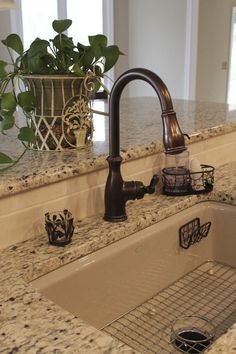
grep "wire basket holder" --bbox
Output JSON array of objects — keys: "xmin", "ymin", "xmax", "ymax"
[
  {"xmin": 179, "ymin": 217, "xmax": 211, "ymax": 249},
  {"xmin": 162, "ymin": 164, "xmax": 215, "ymax": 196}
]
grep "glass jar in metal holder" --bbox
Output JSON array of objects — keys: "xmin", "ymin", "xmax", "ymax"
[{"xmin": 162, "ymin": 164, "xmax": 215, "ymax": 196}]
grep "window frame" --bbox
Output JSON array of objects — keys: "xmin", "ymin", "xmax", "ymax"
[{"xmin": 11, "ymin": 0, "xmax": 114, "ymax": 84}]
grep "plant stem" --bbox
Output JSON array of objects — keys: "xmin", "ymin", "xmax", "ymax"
[
  {"xmin": 0, "ymin": 147, "xmax": 28, "ymax": 173},
  {"xmin": 59, "ymin": 33, "xmax": 66, "ymax": 71},
  {"xmin": 7, "ymin": 47, "xmax": 16, "ymax": 69},
  {"xmin": 0, "ymin": 77, "xmax": 10, "ymax": 95},
  {"xmin": 11, "ymin": 78, "xmax": 17, "ymax": 101}
]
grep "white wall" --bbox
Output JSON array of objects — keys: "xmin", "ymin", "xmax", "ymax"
[
  {"xmin": 114, "ymin": 0, "xmax": 188, "ymax": 99},
  {"xmin": 0, "ymin": 11, "xmax": 12, "ymax": 62},
  {"xmin": 196, "ymin": 0, "xmax": 236, "ymax": 103},
  {"xmin": 113, "ymin": 0, "xmax": 129, "ymax": 79}
]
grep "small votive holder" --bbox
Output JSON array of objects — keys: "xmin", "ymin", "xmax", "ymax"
[{"xmin": 45, "ymin": 209, "xmax": 74, "ymax": 246}]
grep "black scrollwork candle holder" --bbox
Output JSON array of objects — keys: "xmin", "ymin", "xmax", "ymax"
[{"xmin": 45, "ymin": 209, "xmax": 74, "ymax": 246}]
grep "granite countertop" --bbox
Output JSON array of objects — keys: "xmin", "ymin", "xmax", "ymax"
[
  {"xmin": 0, "ymin": 97, "xmax": 236, "ymax": 353},
  {"xmin": 1, "ymin": 98, "xmax": 236, "ymax": 198},
  {"xmin": 0, "ymin": 162, "xmax": 235, "ymax": 353}
]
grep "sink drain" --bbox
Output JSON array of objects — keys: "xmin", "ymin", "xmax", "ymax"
[
  {"xmin": 174, "ymin": 329, "xmax": 211, "ymax": 353},
  {"xmin": 171, "ymin": 316, "xmax": 215, "ymax": 353}
]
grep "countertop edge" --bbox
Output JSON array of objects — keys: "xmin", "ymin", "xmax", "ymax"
[{"xmin": 1, "ymin": 122, "xmax": 236, "ymax": 199}]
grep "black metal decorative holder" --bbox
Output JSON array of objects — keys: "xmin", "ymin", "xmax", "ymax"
[
  {"xmin": 179, "ymin": 217, "xmax": 211, "ymax": 249},
  {"xmin": 162, "ymin": 164, "xmax": 215, "ymax": 196},
  {"xmin": 45, "ymin": 209, "xmax": 74, "ymax": 246}
]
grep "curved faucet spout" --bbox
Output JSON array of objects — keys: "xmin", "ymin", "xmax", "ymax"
[
  {"xmin": 109, "ymin": 68, "xmax": 186, "ymax": 157},
  {"xmin": 104, "ymin": 68, "xmax": 186, "ymax": 222}
]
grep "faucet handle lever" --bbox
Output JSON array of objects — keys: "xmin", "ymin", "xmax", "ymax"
[
  {"xmin": 145, "ymin": 174, "xmax": 159, "ymax": 194},
  {"xmin": 123, "ymin": 174, "xmax": 159, "ymax": 201}
]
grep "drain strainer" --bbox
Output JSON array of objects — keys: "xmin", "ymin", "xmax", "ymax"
[{"xmin": 171, "ymin": 315, "xmax": 215, "ymax": 353}]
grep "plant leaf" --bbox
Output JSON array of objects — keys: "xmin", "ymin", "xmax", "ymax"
[
  {"xmin": 0, "ymin": 115, "xmax": 15, "ymax": 132},
  {"xmin": 94, "ymin": 65, "xmax": 103, "ymax": 76},
  {"xmin": 27, "ymin": 55, "xmax": 44, "ymax": 74},
  {"xmin": 89, "ymin": 35, "xmax": 107, "ymax": 60},
  {"xmin": 102, "ymin": 45, "xmax": 123, "ymax": 73},
  {"xmin": 0, "ymin": 60, "xmax": 8, "ymax": 78},
  {"xmin": 52, "ymin": 34, "xmax": 74, "ymax": 50},
  {"xmin": 80, "ymin": 47, "xmax": 94, "ymax": 68},
  {"xmin": 89, "ymin": 34, "xmax": 107, "ymax": 48},
  {"xmin": 52, "ymin": 19, "xmax": 72, "ymax": 34},
  {"xmin": 2, "ymin": 34, "xmax": 23, "ymax": 55},
  {"xmin": 0, "ymin": 152, "xmax": 14, "ymax": 164},
  {"xmin": 77, "ymin": 42, "xmax": 88, "ymax": 51},
  {"xmin": 19, "ymin": 52, "xmax": 29, "ymax": 72},
  {"xmin": 17, "ymin": 91, "xmax": 36, "ymax": 113},
  {"xmin": 72, "ymin": 63, "xmax": 86, "ymax": 76},
  {"xmin": 28, "ymin": 38, "xmax": 49, "ymax": 57},
  {"xmin": 0, "ymin": 92, "xmax": 16, "ymax": 115},
  {"xmin": 18, "ymin": 127, "xmax": 36, "ymax": 144},
  {"xmin": 26, "ymin": 38, "xmax": 53, "ymax": 74},
  {"xmin": 27, "ymin": 53, "xmax": 54, "ymax": 74}
]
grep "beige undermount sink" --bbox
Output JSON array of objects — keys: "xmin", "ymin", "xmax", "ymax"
[{"xmin": 31, "ymin": 201, "xmax": 236, "ymax": 353}]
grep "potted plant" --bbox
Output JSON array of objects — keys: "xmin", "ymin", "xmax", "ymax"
[{"xmin": 0, "ymin": 19, "xmax": 123, "ymax": 166}]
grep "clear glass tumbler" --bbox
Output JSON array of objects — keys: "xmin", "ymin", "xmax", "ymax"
[{"xmin": 163, "ymin": 150, "xmax": 190, "ymax": 195}]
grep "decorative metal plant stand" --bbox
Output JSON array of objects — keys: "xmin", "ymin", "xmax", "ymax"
[{"xmin": 25, "ymin": 75, "xmax": 99, "ymax": 150}]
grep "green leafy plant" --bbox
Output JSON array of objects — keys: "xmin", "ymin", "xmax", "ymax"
[{"xmin": 0, "ymin": 19, "xmax": 123, "ymax": 167}]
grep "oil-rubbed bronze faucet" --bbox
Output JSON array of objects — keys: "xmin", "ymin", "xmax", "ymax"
[{"xmin": 104, "ymin": 68, "xmax": 186, "ymax": 222}]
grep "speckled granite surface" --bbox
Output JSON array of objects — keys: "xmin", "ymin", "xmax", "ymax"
[
  {"xmin": 0, "ymin": 97, "xmax": 236, "ymax": 353},
  {"xmin": 1, "ymin": 98, "xmax": 236, "ymax": 198},
  {"xmin": 0, "ymin": 161, "xmax": 235, "ymax": 353}
]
